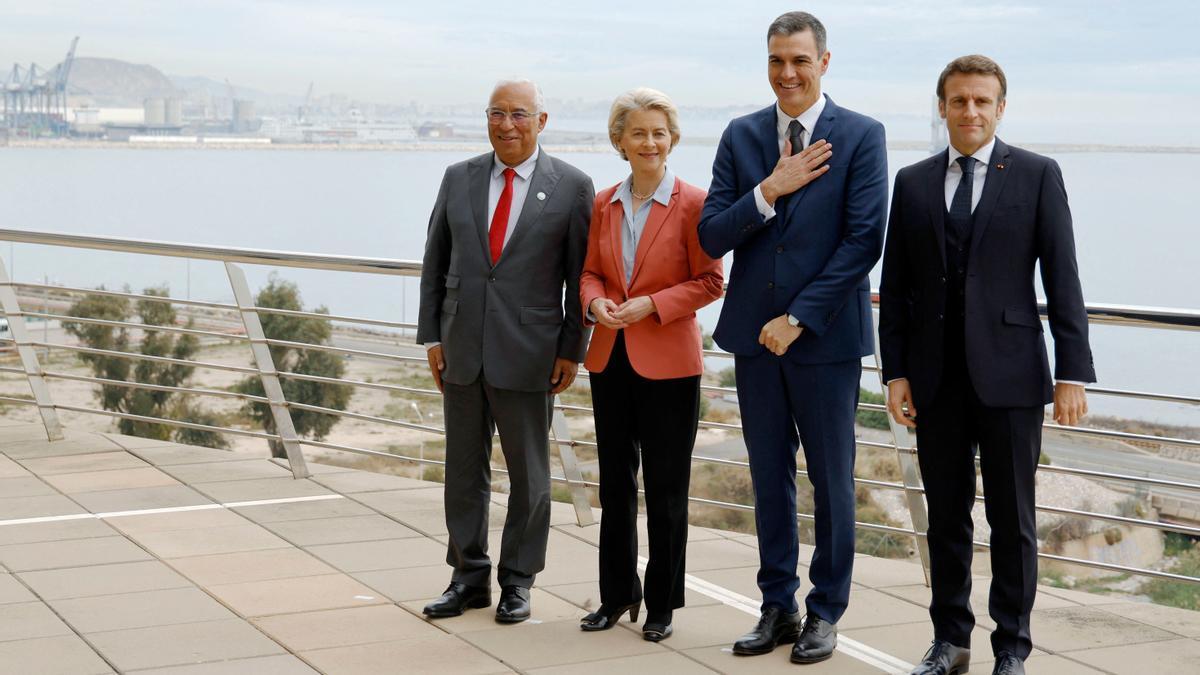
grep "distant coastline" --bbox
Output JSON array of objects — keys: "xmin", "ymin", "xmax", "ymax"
[{"xmin": 6, "ymin": 138, "xmax": 1200, "ymax": 155}]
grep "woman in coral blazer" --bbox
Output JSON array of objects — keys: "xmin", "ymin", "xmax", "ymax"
[{"xmin": 578, "ymin": 88, "xmax": 723, "ymax": 642}]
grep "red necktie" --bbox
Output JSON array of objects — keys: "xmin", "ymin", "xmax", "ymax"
[{"xmin": 489, "ymin": 168, "xmax": 516, "ymax": 264}]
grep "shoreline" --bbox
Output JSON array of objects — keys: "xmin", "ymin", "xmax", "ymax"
[{"xmin": 5, "ymin": 138, "xmax": 1200, "ymax": 154}]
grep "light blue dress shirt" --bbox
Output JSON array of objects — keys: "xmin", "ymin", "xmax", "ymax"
[{"xmin": 610, "ymin": 167, "xmax": 675, "ymax": 285}]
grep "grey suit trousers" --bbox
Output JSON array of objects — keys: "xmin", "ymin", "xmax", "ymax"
[{"xmin": 443, "ymin": 374, "xmax": 554, "ymax": 589}]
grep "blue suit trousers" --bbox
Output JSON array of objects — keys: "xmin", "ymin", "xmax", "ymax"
[{"xmin": 735, "ymin": 354, "xmax": 860, "ymax": 622}]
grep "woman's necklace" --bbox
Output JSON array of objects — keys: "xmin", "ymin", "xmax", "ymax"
[{"xmin": 631, "ymin": 174, "xmax": 664, "ymax": 201}]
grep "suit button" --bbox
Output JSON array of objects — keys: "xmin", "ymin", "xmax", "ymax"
[
  {"xmin": 937, "ymin": 313, "xmax": 944, "ymax": 320},
  {"xmin": 939, "ymin": 276, "xmax": 946, "ymax": 283},
  {"xmin": 776, "ymin": 246, "xmax": 784, "ymax": 253},
  {"xmin": 488, "ymin": 276, "xmax": 496, "ymax": 282},
  {"xmin": 767, "ymin": 282, "xmax": 775, "ymax": 289}
]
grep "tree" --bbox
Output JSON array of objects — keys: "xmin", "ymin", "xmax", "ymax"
[
  {"xmin": 64, "ymin": 286, "xmax": 229, "ymax": 448},
  {"xmin": 233, "ymin": 276, "xmax": 352, "ymax": 458}
]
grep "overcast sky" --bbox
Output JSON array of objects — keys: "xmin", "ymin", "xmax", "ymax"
[{"xmin": 4, "ymin": 0, "xmax": 1198, "ymax": 144}]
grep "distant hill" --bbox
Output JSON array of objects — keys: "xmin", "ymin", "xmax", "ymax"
[{"xmin": 66, "ymin": 57, "xmax": 178, "ymax": 107}]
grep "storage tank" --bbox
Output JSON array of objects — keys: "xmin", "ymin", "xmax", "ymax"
[
  {"xmin": 164, "ymin": 98, "xmax": 182, "ymax": 126},
  {"xmin": 144, "ymin": 98, "xmax": 166, "ymax": 125}
]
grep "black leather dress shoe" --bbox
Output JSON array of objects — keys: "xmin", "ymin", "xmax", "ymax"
[
  {"xmin": 790, "ymin": 614, "xmax": 837, "ymax": 664},
  {"xmin": 732, "ymin": 606, "xmax": 801, "ymax": 655},
  {"xmin": 580, "ymin": 601, "xmax": 640, "ymax": 631},
  {"xmin": 642, "ymin": 611, "xmax": 672, "ymax": 642},
  {"xmin": 495, "ymin": 585, "xmax": 531, "ymax": 623},
  {"xmin": 422, "ymin": 582, "xmax": 491, "ymax": 618},
  {"xmin": 992, "ymin": 652, "xmax": 1024, "ymax": 675},
  {"xmin": 910, "ymin": 640, "xmax": 971, "ymax": 675}
]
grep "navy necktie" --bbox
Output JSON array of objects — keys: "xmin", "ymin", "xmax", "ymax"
[
  {"xmin": 787, "ymin": 119, "xmax": 805, "ymax": 155},
  {"xmin": 949, "ymin": 156, "xmax": 977, "ymax": 227}
]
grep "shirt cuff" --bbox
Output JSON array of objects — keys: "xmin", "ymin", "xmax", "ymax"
[
  {"xmin": 753, "ymin": 184, "xmax": 776, "ymax": 220},
  {"xmin": 424, "ymin": 342, "xmax": 440, "ymax": 350},
  {"xmin": 1056, "ymin": 380, "xmax": 1090, "ymax": 386}
]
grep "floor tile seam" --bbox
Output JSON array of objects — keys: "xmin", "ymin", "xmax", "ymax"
[
  {"xmin": 0, "ymin": 562, "xmax": 124, "ymax": 673},
  {"xmin": 297, "ymin": 622, "xmax": 521, "ymax": 673},
  {"xmin": 31, "ymin": 583, "xmax": 223, "ymax": 608},
  {"xmin": 454, "ymin": 622, "xmax": 613, "ymax": 674},
  {"xmin": 21, "ymin": 464, "xmax": 175, "ymax": 484},
  {"xmin": 335, "ymin": 488, "xmax": 461, "ymax": 543},
  {"xmin": 1082, "ymin": 602, "xmax": 1196, "ymax": 640}
]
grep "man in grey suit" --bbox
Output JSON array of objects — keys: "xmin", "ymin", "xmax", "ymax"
[{"xmin": 417, "ymin": 79, "xmax": 594, "ymax": 623}]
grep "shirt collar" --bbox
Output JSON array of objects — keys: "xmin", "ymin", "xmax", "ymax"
[
  {"xmin": 775, "ymin": 93, "xmax": 826, "ymax": 140},
  {"xmin": 948, "ymin": 137, "xmax": 996, "ymax": 169},
  {"xmin": 611, "ymin": 166, "xmax": 675, "ymax": 206},
  {"xmin": 492, "ymin": 145, "xmax": 539, "ymax": 180}
]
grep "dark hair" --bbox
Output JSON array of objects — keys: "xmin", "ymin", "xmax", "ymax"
[
  {"xmin": 767, "ymin": 11, "xmax": 827, "ymax": 55},
  {"xmin": 937, "ymin": 54, "xmax": 1007, "ymax": 102}
]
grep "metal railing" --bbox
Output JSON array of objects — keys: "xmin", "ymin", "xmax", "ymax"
[{"xmin": 1, "ymin": 227, "xmax": 1198, "ymax": 588}]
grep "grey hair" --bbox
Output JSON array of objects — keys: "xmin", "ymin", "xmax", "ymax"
[
  {"xmin": 490, "ymin": 78, "xmax": 546, "ymax": 113},
  {"xmin": 767, "ymin": 11, "xmax": 827, "ymax": 55},
  {"xmin": 607, "ymin": 87, "xmax": 681, "ymax": 160}
]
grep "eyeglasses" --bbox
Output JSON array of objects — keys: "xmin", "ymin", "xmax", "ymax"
[{"xmin": 485, "ymin": 108, "xmax": 537, "ymax": 127}]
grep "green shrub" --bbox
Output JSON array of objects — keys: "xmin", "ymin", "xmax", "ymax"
[{"xmin": 856, "ymin": 388, "xmax": 890, "ymax": 430}]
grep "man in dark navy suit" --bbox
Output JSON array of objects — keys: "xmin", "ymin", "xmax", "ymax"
[
  {"xmin": 698, "ymin": 11, "xmax": 887, "ymax": 665},
  {"xmin": 879, "ymin": 55, "xmax": 1094, "ymax": 675}
]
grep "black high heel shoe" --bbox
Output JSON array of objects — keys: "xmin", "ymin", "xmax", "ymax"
[
  {"xmin": 580, "ymin": 601, "xmax": 641, "ymax": 631},
  {"xmin": 642, "ymin": 611, "xmax": 673, "ymax": 642}
]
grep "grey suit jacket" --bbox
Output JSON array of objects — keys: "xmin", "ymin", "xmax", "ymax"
[{"xmin": 417, "ymin": 149, "xmax": 595, "ymax": 392}]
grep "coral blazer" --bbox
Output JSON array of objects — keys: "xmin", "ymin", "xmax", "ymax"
[{"xmin": 581, "ymin": 177, "xmax": 724, "ymax": 379}]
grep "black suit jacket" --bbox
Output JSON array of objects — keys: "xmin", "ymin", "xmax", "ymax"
[{"xmin": 878, "ymin": 138, "xmax": 1095, "ymax": 409}]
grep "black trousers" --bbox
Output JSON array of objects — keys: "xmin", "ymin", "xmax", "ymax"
[
  {"xmin": 915, "ymin": 356, "xmax": 1043, "ymax": 659},
  {"xmin": 590, "ymin": 332, "xmax": 700, "ymax": 615}
]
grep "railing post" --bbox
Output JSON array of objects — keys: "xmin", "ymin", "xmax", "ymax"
[
  {"xmin": 225, "ymin": 262, "xmax": 310, "ymax": 479},
  {"xmin": 872, "ymin": 310, "xmax": 932, "ymax": 586},
  {"xmin": 0, "ymin": 258, "xmax": 63, "ymax": 441},
  {"xmin": 550, "ymin": 396, "xmax": 595, "ymax": 526}
]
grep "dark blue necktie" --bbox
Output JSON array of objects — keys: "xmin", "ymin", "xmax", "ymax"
[
  {"xmin": 787, "ymin": 119, "xmax": 805, "ymax": 155},
  {"xmin": 949, "ymin": 155, "xmax": 977, "ymax": 228}
]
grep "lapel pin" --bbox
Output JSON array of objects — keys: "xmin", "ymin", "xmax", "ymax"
[
  {"xmin": 536, "ymin": 191, "xmax": 546, "ymax": 201},
  {"xmin": 996, "ymin": 163, "xmax": 1005, "ymax": 170}
]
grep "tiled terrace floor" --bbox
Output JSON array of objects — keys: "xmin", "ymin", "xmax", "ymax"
[{"xmin": 1, "ymin": 419, "xmax": 1198, "ymax": 674}]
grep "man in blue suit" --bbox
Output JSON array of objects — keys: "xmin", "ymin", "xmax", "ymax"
[{"xmin": 698, "ymin": 11, "xmax": 887, "ymax": 665}]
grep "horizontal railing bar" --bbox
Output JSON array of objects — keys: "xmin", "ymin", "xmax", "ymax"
[
  {"xmin": 284, "ymin": 401, "xmax": 445, "ymax": 434},
  {"xmin": 869, "ymin": 292, "xmax": 1199, "ymax": 331},
  {"xmin": 262, "ymin": 338, "xmax": 422, "ymax": 363},
  {"xmin": 52, "ymin": 403, "xmax": 277, "ymax": 440},
  {"xmin": 274, "ymin": 370, "xmax": 441, "ymax": 397},
  {"xmin": 1035, "ymin": 552, "xmax": 1199, "ymax": 584},
  {"xmin": 14, "ymin": 311, "xmax": 248, "ymax": 341},
  {"xmin": 1031, "ymin": 503, "xmax": 1200, "ymax": 537},
  {"xmin": 299, "ymin": 439, "xmax": 448, "ymax": 467},
  {"xmin": 1085, "ymin": 385, "xmax": 1200, "ymax": 406},
  {"xmin": 29, "ymin": 342, "xmax": 260, "ymax": 375},
  {"xmin": 0, "ymin": 395, "xmax": 36, "ymax": 406},
  {"xmin": 40, "ymin": 371, "xmax": 270, "ymax": 404},
  {"xmin": 9, "ymin": 282, "xmax": 239, "ymax": 310},
  {"xmin": 2, "ymin": 229, "xmax": 1192, "ymax": 327},
  {"xmin": 0, "ymin": 228, "xmax": 424, "ymax": 276},
  {"xmin": 251, "ymin": 305, "xmax": 418, "ymax": 330},
  {"xmin": 1034, "ymin": 462, "xmax": 1200, "ymax": 492},
  {"xmin": 1047, "ymin": 423, "xmax": 1200, "ymax": 449}
]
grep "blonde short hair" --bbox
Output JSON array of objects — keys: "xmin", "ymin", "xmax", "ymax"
[{"xmin": 607, "ymin": 87, "xmax": 681, "ymax": 160}]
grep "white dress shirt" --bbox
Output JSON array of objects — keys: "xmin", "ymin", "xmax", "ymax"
[
  {"xmin": 945, "ymin": 138, "xmax": 993, "ymax": 212},
  {"xmin": 488, "ymin": 146, "xmax": 539, "ymax": 249},
  {"xmin": 752, "ymin": 94, "xmax": 827, "ymax": 220}
]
